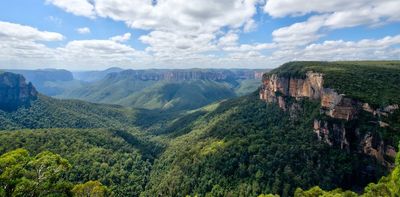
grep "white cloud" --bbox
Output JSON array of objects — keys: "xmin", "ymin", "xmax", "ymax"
[
  {"xmin": 94, "ymin": 0, "xmax": 258, "ymax": 32},
  {"xmin": 110, "ymin": 33, "xmax": 131, "ymax": 42},
  {"xmin": 139, "ymin": 30, "xmax": 217, "ymax": 59},
  {"xmin": 218, "ymin": 33, "xmax": 239, "ymax": 47},
  {"xmin": 243, "ymin": 19, "xmax": 257, "ymax": 33},
  {"xmin": 264, "ymin": 0, "xmax": 361, "ymax": 18},
  {"xmin": 76, "ymin": 27, "xmax": 91, "ymax": 34},
  {"xmin": 272, "ymin": 15, "xmax": 326, "ymax": 47},
  {"xmin": 46, "ymin": 0, "xmax": 95, "ymax": 18},
  {"xmin": 46, "ymin": 0, "xmax": 261, "ymax": 62},
  {"xmin": 0, "ymin": 21, "xmax": 64, "ymax": 41},
  {"xmin": 265, "ymin": 0, "xmax": 400, "ymax": 47},
  {"xmin": 265, "ymin": 35, "xmax": 400, "ymax": 65},
  {"xmin": 301, "ymin": 35, "xmax": 400, "ymax": 60},
  {"xmin": 222, "ymin": 43, "xmax": 275, "ymax": 52}
]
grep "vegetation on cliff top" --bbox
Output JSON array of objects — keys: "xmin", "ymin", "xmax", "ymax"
[{"xmin": 267, "ymin": 61, "xmax": 400, "ymax": 107}]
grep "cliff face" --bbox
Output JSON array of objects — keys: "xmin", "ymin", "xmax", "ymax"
[
  {"xmin": 260, "ymin": 72, "xmax": 358, "ymax": 120},
  {"xmin": 107, "ymin": 69, "xmax": 264, "ymax": 82},
  {"xmin": 0, "ymin": 72, "xmax": 38, "ymax": 112},
  {"xmin": 260, "ymin": 72, "xmax": 399, "ymax": 167}
]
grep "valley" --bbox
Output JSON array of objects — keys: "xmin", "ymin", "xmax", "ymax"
[{"xmin": 0, "ymin": 61, "xmax": 399, "ymax": 196}]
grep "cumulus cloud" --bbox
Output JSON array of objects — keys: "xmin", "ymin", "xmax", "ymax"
[
  {"xmin": 46, "ymin": 0, "xmax": 261, "ymax": 61},
  {"xmin": 0, "ymin": 21, "xmax": 64, "ymax": 41},
  {"xmin": 272, "ymin": 15, "xmax": 326, "ymax": 47},
  {"xmin": 93, "ymin": 0, "xmax": 258, "ymax": 32},
  {"xmin": 110, "ymin": 33, "xmax": 131, "ymax": 42},
  {"xmin": 46, "ymin": 0, "xmax": 95, "ymax": 18},
  {"xmin": 76, "ymin": 27, "xmax": 91, "ymax": 34},
  {"xmin": 0, "ymin": 21, "xmax": 148, "ymax": 70},
  {"xmin": 2, "ymin": 1, "xmax": 400, "ymax": 69},
  {"xmin": 265, "ymin": 0, "xmax": 400, "ymax": 47}
]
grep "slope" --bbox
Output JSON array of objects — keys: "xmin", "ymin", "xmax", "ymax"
[
  {"xmin": 143, "ymin": 61, "xmax": 400, "ymax": 196},
  {"xmin": 59, "ymin": 69, "xmax": 264, "ymax": 111},
  {"xmin": 0, "ymin": 95, "xmax": 136, "ymax": 130},
  {"xmin": 0, "ymin": 128, "xmax": 159, "ymax": 196}
]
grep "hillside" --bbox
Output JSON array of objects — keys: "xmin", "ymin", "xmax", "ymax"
[
  {"xmin": 142, "ymin": 61, "xmax": 400, "ymax": 196},
  {"xmin": 0, "ymin": 95, "xmax": 138, "ymax": 130},
  {"xmin": 59, "ymin": 69, "xmax": 265, "ymax": 111},
  {"xmin": 0, "ymin": 128, "xmax": 158, "ymax": 196},
  {"xmin": 143, "ymin": 93, "xmax": 390, "ymax": 196},
  {"xmin": 0, "ymin": 61, "xmax": 399, "ymax": 196}
]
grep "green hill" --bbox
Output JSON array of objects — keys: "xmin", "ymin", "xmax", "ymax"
[
  {"xmin": 0, "ymin": 128, "xmax": 157, "ymax": 196},
  {"xmin": 0, "ymin": 95, "xmax": 136, "ymax": 130},
  {"xmin": 58, "ymin": 69, "xmax": 263, "ymax": 111},
  {"xmin": 143, "ymin": 93, "xmax": 390, "ymax": 196},
  {"xmin": 0, "ymin": 61, "xmax": 399, "ymax": 196},
  {"xmin": 118, "ymin": 80, "xmax": 236, "ymax": 111}
]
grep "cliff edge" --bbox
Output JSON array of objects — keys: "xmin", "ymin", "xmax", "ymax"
[
  {"xmin": 0, "ymin": 72, "xmax": 38, "ymax": 112},
  {"xmin": 259, "ymin": 61, "xmax": 400, "ymax": 167}
]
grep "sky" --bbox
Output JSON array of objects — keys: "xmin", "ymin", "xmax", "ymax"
[{"xmin": 0, "ymin": 0, "xmax": 399, "ymax": 70}]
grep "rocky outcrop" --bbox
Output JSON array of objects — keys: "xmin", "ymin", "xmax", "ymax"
[
  {"xmin": 0, "ymin": 72, "xmax": 38, "ymax": 112},
  {"xmin": 260, "ymin": 72, "xmax": 358, "ymax": 120},
  {"xmin": 260, "ymin": 71, "xmax": 399, "ymax": 167}
]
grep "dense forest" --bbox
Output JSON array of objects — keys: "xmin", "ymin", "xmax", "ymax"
[{"xmin": 0, "ymin": 61, "xmax": 399, "ymax": 196}]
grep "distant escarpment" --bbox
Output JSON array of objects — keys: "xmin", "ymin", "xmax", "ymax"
[
  {"xmin": 260, "ymin": 61, "xmax": 400, "ymax": 167},
  {"xmin": 106, "ymin": 69, "xmax": 265, "ymax": 82},
  {"xmin": 0, "ymin": 72, "xmax": 38, "ymax": 112}
]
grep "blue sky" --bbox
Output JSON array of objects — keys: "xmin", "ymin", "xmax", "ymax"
[{"xmin": 0, "ymin": 0, "xmax": 399, "ymax": 70}]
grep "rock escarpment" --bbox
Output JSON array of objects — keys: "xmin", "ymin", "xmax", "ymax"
[
  {"xmin": 260, "ymin": 71, "xmax": 399, "ymax": 166},
  {"xmin": 260, "ymin": 71, "xmax": 358, "ymax": 120},
  {"xmin": 107, "ymin": 69, "xmax": 265, "ymax": 82},
  {"xmin": 0, "ymin": 72, "xmax": 38, "ymax": 112}
]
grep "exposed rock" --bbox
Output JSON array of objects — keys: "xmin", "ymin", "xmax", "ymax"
[
  {"xmin": 362, "ymin": 134, "xmax": 386, "ymax": 166},
  {"xmin": 260, "ymin": 70, "xmax": 398, "ymax": 167},
  {"xmin": 0, "ymin": 72, "xmax": 38, "ymax": 112},
  {"xmin": 379, "ymin": 121, "xmax": 390, "ymax": 128},
  {"xmin": 278, "ymin": 96, "xmax": 286, "ymax": 111},
  {"xmin": 260, "ymin": 71, "xmax": 357, "ymax": 120},
  {"xmin": 313, "ymin": 119, "xmax": 333, "ymax": 146},
  {"xmin": 362, "ymin": 103, "xmax": 375, "ymax": 114}
]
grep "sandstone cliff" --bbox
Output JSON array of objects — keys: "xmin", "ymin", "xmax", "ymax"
[
  {"xmin": 260, "ymin": 71, "xmax": 399, "ymax": 167},
  {"xmin": 106, "ymin": 69, "xmax": 264, "ymax": 82},
  {"xmin": 0, "ymin": 72, "xmax": 38, "ymax": 112}
]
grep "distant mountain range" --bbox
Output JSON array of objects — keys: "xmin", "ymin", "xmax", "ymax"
[
  {"xmin": 0, "ymin": 61, "xmax": 399, "ymax": 196},
  {"xmin": 4, "ymin": 68, "xmax": 267, "ymax": 111}
]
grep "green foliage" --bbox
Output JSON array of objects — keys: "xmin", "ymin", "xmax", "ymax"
[
  {"xmin": 0, "ymin": 128, "xmax": 155, "ymax": 196},
  {"xmin": 0, "ymin": 95, "xmax": 136, "ymax": 130},
  {"xmin": 143, "ymin": 93, "xmax": 383, "ymax": 196},
  {"xmin": 118, "ymin": 80, "xmax": 237, "ymax": 111},
  {"xmin": 296, "ymin": 144, "xmax": 400, "ymax": 197},
  {"xmin": 72, "ymin": 181, "xmax": 109, "ymax": 197},
  {"xmin": 268, "ymin": 61, "xmax": 400, "ymax": 107},
  {"xmin": 60, "ymin": 71, "xmax": 261, "ymax": 112},
  {"xmin": 0, "ymin": 149, "xmax": 73, "ymax": 196}
]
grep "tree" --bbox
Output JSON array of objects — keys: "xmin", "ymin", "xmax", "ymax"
[
  {"xmin": 72, "ymin": 180, "xmax": 109, "ymax": 197},
  {"xmin": 295, "ymin": 145, "xmax": 400, "ymax": 197},
  {"xmin": 0, "ymin": 149, "xmax": 30, "ymax": 196},
  {"xmin": 0, "ymin": 149, "xmax": 73, "ymax": 196}
]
